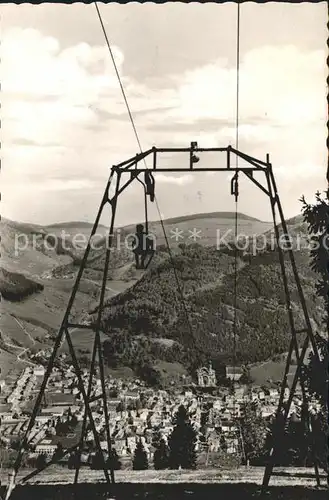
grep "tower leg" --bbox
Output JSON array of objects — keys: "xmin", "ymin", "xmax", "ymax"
[
  {"xmin": 73, "ymin": 333, "xmax": 99, "ymax": 487},
  {"xmin": 73, "ymin": 172, "xmax": 121, "ymax": 493},
  {"xmin": 4, "ymin": 173, "xmax": 116, "ymax": 499},
  {"xmin": 65, "ymin": 330, "xmax": 113, "ymax": 491},
  {"xmin": 261, "ymin": 164, "xmax": 322, "ymax": 492}
]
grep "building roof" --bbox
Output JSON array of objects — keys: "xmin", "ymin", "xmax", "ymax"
[
  {"xmin": 41, "ymin": 405, "xmax": 69, "ymax": 414},
  {"xmin": 226, "ymin": 366, "xmax": 243, "ymax": 374},
  {"xmin": 0, "ymin": 404, "xmax": 11, "ymax": 413},
  {"xmin": 46, "ymin": 393, "xmax": 77, "ymax": 405}
]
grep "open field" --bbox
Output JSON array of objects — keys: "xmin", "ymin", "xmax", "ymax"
[
  {"xmin": 126, "ymin": 214, "xmax": 274, "ymax": 247},
  {"xmin": 0, "ymin": 468, "xmax": 327, "ymax": 500},
  {"xmin": 0, "ymin": 349, "xmax": 26, "ymax": 379},
  {"xmin": 0, "ymin": 275, "xmax": 136, "ymax": 357},
  {"xmin": 250, "ymin": 359, "xmax": 297, "ymax": 387},
  {"xmin": 1, "ymin": 466, "xmax": 326, "ymax": 486}
]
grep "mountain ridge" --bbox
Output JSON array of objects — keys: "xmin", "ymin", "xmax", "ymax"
[{"xmin": 2, "ymin": 211, "xmax": 269, "ymax": 230}]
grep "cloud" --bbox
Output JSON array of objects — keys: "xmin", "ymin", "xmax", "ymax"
[
  {"xmin": 145, "ymin": 117, "xmax": 235, "ymax": 133},
  {"xmin": 220, "ymin": 124, "xmax": 278, "ymax": 143},
  {"xmin": 1, "ymin": 27, "xmax": 128, "ymax": 152},
  {"xmin": 274, "ymin": 164, "xmax": 324, "ymax": 181},
  {"xmin": 156, "ymin": 174, "xmax": 194, "ymax": 186},
  {"xmin": 1, "ymin": 25, "xmax": 326, "ymax": 226},
  {"xmin": 9, "ymin": 138, "xmax": 63, "ymax": 148},
  {"xmin": 2, "ymin": 28, "xmax": 124, "ymax": 99},
  {"xmin": 40, "ymin": 180, "xmax": 97, "ymax": 192},
  {"xmin": 166, "ymin": 45, "xmax": 326, "ymax": 126}
]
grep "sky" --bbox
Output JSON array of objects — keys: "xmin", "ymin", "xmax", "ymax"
[{"xmin": 1, "ymin": 2, "xmax": 327, "ymax": 227}]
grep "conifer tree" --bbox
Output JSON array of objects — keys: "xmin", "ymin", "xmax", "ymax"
[
  {"xmin": 152, "ymin": 430, "xmax": 162, "ymax": 448},
  {"xmin": 240, "ymin": 365, "xmax": 253, "ymax": 385},
  {"xmin": 67, "ymin": 451, "xmax": 78, "ymax": 470},
  {"xmin": 91, "ymin": 450, "xmax": 104, "ymax": 470},
  {"xmin": 52, "ymin": 443, "xmax": 63, "ymax": 463},
  {"xmin": 153, "ymin": 438, "xmax": 169, "ymax": 470},
  {"xmin": 35, "ymin": 453, "xmax": 47, "ymax": 470},
  {"xmin": 240, "ymin": 401, "xmax": 268, "ymax": 464},
  {"xmin": 283, "ymin": 410, "xmax": 312, "ymax": 467},
  {"xmin": 107, "ymin": 448, "xmax": 122, "ymax": 470},
  {"xmin": 300, "ymin": 193, "xmax": 329, "ymax": 475},
  {"xmin": 220, "ymin": 433, "xmax": 227, "ymax": 454},
  {"xmin": 132, "ymin": 439, "xmax": 148, "ymax": 470},
  {"xmin": 168, "ymin": 405, "xmax": 197, "ymax": 469}
]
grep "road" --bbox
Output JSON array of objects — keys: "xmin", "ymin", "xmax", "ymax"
[
  {"xmin": 0, "ymin": 319, "xmax": 35, "ymax": 367},
  {"xmin": 11, "ymin": 315, "xmax": 36, "ymax": 346},
  {"xmin": 83, "ymin": 277, "xmax": 120, "ymax": 295},
  {"xmin": 9, "ymin": 315, "xmax": 36, "ymax": 363},
  {"xmin": 1, "ymin": 338, "xmax": 34, "ymax": 366}
]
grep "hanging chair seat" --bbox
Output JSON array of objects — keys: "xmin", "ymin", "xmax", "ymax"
[{"xmin": 132, "ymin": 226, "xmax": 155, "ymax": 270}]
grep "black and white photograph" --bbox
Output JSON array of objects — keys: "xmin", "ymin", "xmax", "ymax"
[{"xmin": 0, "ymin": 2, "xmax": 328, "ymax": 500}]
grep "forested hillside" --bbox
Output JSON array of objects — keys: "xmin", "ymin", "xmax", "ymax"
[
  {"xmin": 100, "ymin": 241, "xmax": 322, "ymax": 371},
  {"xmin": 0, "ymin": 268, "xmax": 44, "ymax": 302}
]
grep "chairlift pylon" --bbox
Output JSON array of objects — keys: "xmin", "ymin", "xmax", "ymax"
[{"xmin": 4, "ymin": 144, "xmax": 324, "ymax": 499}]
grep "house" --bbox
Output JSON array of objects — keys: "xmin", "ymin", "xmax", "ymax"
[
  {"xmin": 206, "ymin": 430, "xmax": 221, "ymax": 452},
  {"xmin": 0, "ymin": 403, "xmax": 11, "ymax": 415},
  {"xmin": 149, "ymin": 414, "xmax": 162, "ymax": 426},
  {"xmin": 114, "ymin": 439, "xmax": 127, "ymax": 456},
  {"xmin": 35, "ymin": 439, "xmax": 57, "ymax": 456},
  {"xmin": 268, "ymin": 388, "xmax": 278, "ymax": 399},
  {"xmin": 138, "ymin": 409, "xmax": 149, "ymax": 422},
  {"xmin": 107, "ymin": 398, "xmax": 121, "ymax": 407},
  {"xmin": 0, "ymin": 412, "xmax": 13, "ymax": 422},
  {"xmin": 124, "ymin": 391, "xmax": 140, "ymax": 401},
  {"xmin": 213, "ymin": 400, "xmax": 221, "ymax": 410},
  {"xmin": 261, "ymin": 405, "xmax": 277, "ymax": 418},
  {"xmin": 225, "ymin": 366, "xmax": 243, "ymax": 381},
  {"xmin": 46, "ymin": 393, "xmax": 77, "ymax": 406},
  {"xmin": 34, "ymin": 366, "xmax": 45, "ymax": 377},
  {"xmin": 145, "ymin": 444, "xmax": 156, "ymax": 460},
  {"xmin": 234, "ymin": 387, "xmax": 245, "ymax": 398},
  {"xmin": 41, "ymin": 406, "xmax": 68, "ymax": 417},
  {"xmin": 226, "ymin": 437, "xmax": 239, "ymax": 454},
  {"xmin": 126, "ymin": 436, "xmax": 137, "ymax": 452},
  {"xmin": 35, "ymin": 415, "xmax": 51, "ymax": 426},
  {"xmin": 7, "ymin": 393, "xmax": 17, "ymax": 404}
]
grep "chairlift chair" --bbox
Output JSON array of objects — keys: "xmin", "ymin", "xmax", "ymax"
[{"xmin": 134, "ymin": 173, "xmax": 156, "ymax": 270}]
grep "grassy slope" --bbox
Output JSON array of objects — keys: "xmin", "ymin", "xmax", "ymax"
[
  {"xmin": 0, "ymin": 219, "xmax": 107, "ymax": 360},
  {"xmin": 121, "ymin": 212, "xmax": 273, "ymax": 249},
  {"xmin": 0, "ymin": 348, "xmax": 26, "ymax": 379},
  {"xmin": 45, "ymin": 221, "xmax": 109, "ymax": 247},
  {"xmin": 0, "ymin": 467, "xmax": 327, "ymax": 491}
]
